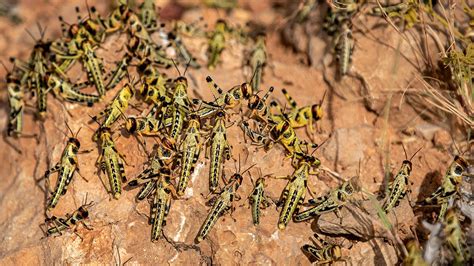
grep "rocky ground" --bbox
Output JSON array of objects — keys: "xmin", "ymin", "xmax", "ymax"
[{"xmin": 0, "ymin": 0, "xmax": 470, "ymax": 265}]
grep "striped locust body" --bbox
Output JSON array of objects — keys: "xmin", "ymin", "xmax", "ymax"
[
  {"xmin": 419, "ymin": 156, "xmax": 468, "ymax": 221},
  {"xmin": 96, "ymin": 127, "xmax": 127, "ymax": 199},
  {"xmin": 209, "ymin": 111, "xmax": 231, "ymax": 193},
  {"xmin": 44, "ymin": 136, "xmax": 81, "ymax": 210},
  {"xmin": 294, "ymin": 179, "xmax": 356, "ymax": 222},
  {"xmin": 248, "ymin": 177, "xmax": 270, "ymax": 225},
  {"xmin": 177, "ymin": 115, "xmax": 203, "ymax": 196},
  {"xmin": 277, "ymin": 155, "xmax": 319, "ymax": 229},
  {"xmin": 195, "ymin": 164, "xmax": 251, "ymax": 242}
]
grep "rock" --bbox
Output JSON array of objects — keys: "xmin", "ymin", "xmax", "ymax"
[
  {"xmin": 318, "ymin": 198, "xmax": 415, "ymax": 241},
  {"xmin": 348, "ymin": 238, "xmax": 399, "ymax": 266},
  {"xmin": 322, "ymin": 127, "xmax": 372, "ymax": 170},
  {"xmin": 414, "ymin": 123, "xmax": 442, "ymax": 141},
  {"xmin": 432, "ymin": 129, "xmax": 451, "ymax": 148}
]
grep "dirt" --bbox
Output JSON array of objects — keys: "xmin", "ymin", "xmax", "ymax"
[{"xmin": 0, "ymin": 0, "xmax": 470, "ymax": 265}]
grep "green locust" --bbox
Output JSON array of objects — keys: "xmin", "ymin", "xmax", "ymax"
[
  {"xmin": 4, "ymin": 63, "xmax": 25, "ymax": 137},
  {"xmin": 208, "ymin": 110, "xmax": 231, "ymax": 193},
  {"xmin": 81, "ymin": 41, "xmax": 106, "ymax": 97},
  {"xmin": 443, "ymin": 208, "xmax": 470, "ymax": 264},
  {"xmin": 150, "ymin": 175, "xmax": 177, "ymax": 242},
  {"xmin": 403, "ymin": 240, "xmax": 428, "ymax": 266},
  {"xmin": 249, "ymin": 33, "xmax": 267, "ymax": 93},
  {"xmin": 127, "ymin": 137, "xmax": 175, "ymax": 201},
  {"xmin": 46, "ymin": 72, "xmax": 100, "ymax": 106},
  {"xmin": 43, "ymin": 125, "xmax": 82, "ymax": 210},
  {"xmin": 92, "ymin": 83, "xmax": 134, "ymax": 132},
  {"xmin": 207, "ymin": 20, "xmax": 227, "ymax": 69},
  {"xmin": 335, "ymin": 21, "xmax": 354, "ymax": 77},
  {"xmin": 95, "ymin": 127, "xmax": 127, "ymax": 199},
  {"xmin": 382, "ymin": 147, "xmax": 422, "ymax": 213},
  {"xmin": 276, "ymin": 153, "xmax": 320, "ymax": 229},
  {"xmin": 42, "ymin": 198, "xmax": 93, "ymax": 237},
  {"xmin": 139, "ymin": 0, "xmax": 159, "ymax": 31},
  {"xmin": 294, "ymin": 178, "xmax": 357, "ymax": 222},
  {"xmin": 419, "ymin": 156, "xmax": 468, "ymax": 221},
  {"xmin": 195, "ymin": 162, "xmax": 254, "ymax": 243},
  {"xmin": 105, "ymin": 54, "xmax": 131, "ymax": 90},
  {"xmin": 248, "ymin": 173, "xmax": 271, "ymax": 225},
  {"xmin": 177, "ymin": 114, "xmax": 203, "ymax": 196},
  {"xmin": 169, "ymin": 76, "xmax": 191, "ymax": 141}
]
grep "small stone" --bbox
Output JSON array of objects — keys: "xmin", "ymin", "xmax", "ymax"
[{"xmin": 432, "ymin": 130, "xmax": 451, "ymax": 148}]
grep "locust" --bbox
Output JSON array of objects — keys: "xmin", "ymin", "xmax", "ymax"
[
  {"xmin": 21, "ymin": 25, "xmax": 51, "ymax": 118},
  {"xmin": 207, "ymin": 19, "xmax": 227, "ymax": 69},
  {"xmin": 62, "ymin": 5, "xmax": 106, "ymax": 44},
  {"xmin": 103, "ymin": 0, "xmax": 130, "ymax": 34},
  {"xmin": 403, "ymin": 240, "xmax": 428, "ymax": 266},
  {"xmin": 270, "ymin": 88, "xmax": 325, "ymax": 137},
  {"xmin": 126, "ymin": 34, "xmax": 173, "ymax": 67},
  {"xmin": 302, "ymin": 234, "xmax": 344, "ymax": 264},
  {"xmin": 92, "ymin": 82, "xmax": 134, "ymax": 133},
  {"xmin": 249, "ymin": 33, "xmax": 267, "ymax": 93},
  {"xmin": 192, "ymin": 76, "xmax": 253, "ymax": 119},
  {"xmin": 238, "ymin": 119, "xmax": 272, "ymax": 150},
  {"xmin": 105, "ymin": 54, "xmax": 131, "ymax": 90},
  {"xmin": 247, "ymin": 86, "xmax": 274, "ymax": 123},
  {"xmin": 443, "ymin": 208, "xmax": 470, "ymax": 264},
  {"xmin": 276, "ymin": 153, "xmax": 320, "ymax": 229},
  {"xmin": 53, "ymin": 39, "xmax": 106, "ymax": 97},
  {"xmin": 177, "ymin": 114, "xmax": 203, "ymax": 196},
  {"xmin": 42, "ymin": 124, "xmax": 83, "ymax": 210},
  {"xmin": 418, "ymin": 156, "xmax": 468, "ymax": 221},
  {"xmin": 136, "ymin": 59, "xmax": 170, "ymax": 105},
  {"xmin": 168, "ymin": 30, "xmax": 200, "ymax": 69},
  {"xmin": 294, "ymin": 178, "xmax": 357, "ymax": 222},
  {"xmin": 335, "ymin": 21, "xmax": 354, "ymax": 77},
  {"xmin": 195, "ymin": 161, "xmax": 254, "ymax": 243},
  {"xmin": 127, "ymin": 137, "xmax": 176, "ymax": 201},
  {"xmin": 169, "ymin": 76, "xmax": 191, "ymax": 141},
  {"xmin": 42, "ymin": 197, "xmax": 93, "ymax": 238},
  {"xmin": 81, "ymin": 41, "xmax": 106, "ymax": 97},
  {"xmin": 126, "ymin": 12, "xmax": 173, "ymax": 67},
  {"xmin": 139, "ymin": 0, "xmax": 159, "ymax": 32},
  {"xmin": 208, "ymin": 110, "xmax": 232, "ymax": 193},
  {"xmin": 248, "ymin": 172, "xmax": 271, "ymax": 225},
  {"xmin": 125, "ymin": 115, "xmax": 162, "ymax": 137},
  {"xmin": 124, "ymin": 104, "xmax": 164, "ymax": 137},
  {"xmin": 150, "ymin": 175, "xmax": 178, "ymax": 242},
  {"xmin": 46, "ymin": 72, "xmax": 100, "ymax": 106},
  {"xmin": 382, "ymin": 146, "xmax": 422, "ymax": 213},
  {"xmin": 269, "ymin": 118, "xmax": 318, "ymax": 159},
  {"xmin": 95, "ymin": 126, "xmax": 127, "ymax": 199},
  {"xmin": 4, "ymin": 63, "xmax": 25, "ymax": 137}
]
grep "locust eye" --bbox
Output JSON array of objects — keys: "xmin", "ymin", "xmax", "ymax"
[
  {"xmin": 345, "ymin": 184, "xmax": 353, "ymax": 194},
  {"xmin": 454, "ymin": 166, "xmax": 463, "ymax": 175}
]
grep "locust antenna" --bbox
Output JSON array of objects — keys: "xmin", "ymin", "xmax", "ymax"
[
  {"xmin": 171, "ymin": 59, "xmax": 181, "ymax": 76},
  {"xmin": 183, "ymin": 58, "xmax": 191, "ymax": 76},
  {"xmin": 410, "ymin": 146, "xmax": 423, "ymax": 161}
]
